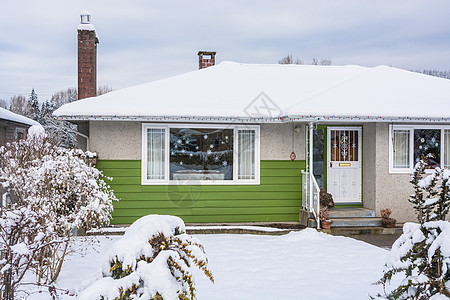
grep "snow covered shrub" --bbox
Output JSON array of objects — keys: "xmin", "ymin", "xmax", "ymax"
[
  {"xmin": 0, "ymin": 205, "xmax": 61, "ymax": 300},
  {"xmin": 0, "ymin": 125, "xmax": 117, "ymax": 284},
  {"xmin": 79, "ymin": 215, "xmax": 214, "ymax": 300},
  {"xmin": 376, "ymin": 158, "xmax": 450, "ymax": 299}
]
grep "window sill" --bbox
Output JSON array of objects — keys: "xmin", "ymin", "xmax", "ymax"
[
  {"xmin": 389, "ymin": 168, "xmax": 437, "ymax": 175},
  {"xmin": 141, "ymin": 179, "xmax": 260, "ymax": 186}
]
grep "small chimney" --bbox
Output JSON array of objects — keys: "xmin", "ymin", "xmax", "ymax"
[
  {"xmin": 198, "ymin": 51, "xmax": 216, "ymax": 69},
  {"xmin": 78, "ymin": 11, "xmax": 98, "ymax": 100}
]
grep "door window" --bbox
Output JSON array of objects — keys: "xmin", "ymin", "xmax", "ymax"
[{"xmin": 330, "ymin": 130, "xmax": 359, "ymax": 162}]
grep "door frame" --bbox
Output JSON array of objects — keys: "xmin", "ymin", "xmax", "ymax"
[{"xmin": 325, "ymin": 126, "xmax": 363, "ymax": 204}]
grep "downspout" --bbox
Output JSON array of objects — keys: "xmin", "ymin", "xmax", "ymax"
[{"xmin": 74, "ymin": 131, "xmax": 90, "ymax": 151}]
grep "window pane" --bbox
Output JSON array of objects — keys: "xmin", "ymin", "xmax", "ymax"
[
  {"xmin": 393, "ymin": 130, "xmax": 410, "ymax": 168},
  {"xmin": 170, "ymin": 128, "xmax": 233, "ymax": 180},
  {"xmin": 147, "ymin": 128, "xmax": 165, "ymax": 180},
  {"xmin": 238, "ymin": 130, "xmax": 255, "ymax": 180},
  {"xmin": 414, "ymin": 129, "xmax": 440, "ymax": 169},
  {"xmin": 445, "ymin": 129, "xmax": 450, "ymax": 168},
  {"xmin": 330, "ymin": 130, "xmax": 358, "ymax": 162}
]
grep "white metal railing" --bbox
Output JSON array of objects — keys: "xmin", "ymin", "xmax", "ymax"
[{"xmin": 302, "ymin": 170, "xmax": 321, "ymax": 229}]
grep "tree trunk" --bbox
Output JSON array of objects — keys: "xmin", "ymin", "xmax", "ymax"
[{"xmin": 3, "ymin": 269, "xmax": 14, "ymax": 300}]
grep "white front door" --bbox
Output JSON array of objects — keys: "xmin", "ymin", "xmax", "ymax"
[{"xmin": 327, "ymin": 127, "xmax": 362, "ymax": 204}]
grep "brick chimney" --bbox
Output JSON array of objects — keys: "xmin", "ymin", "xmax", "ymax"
[
  {"xmin": 78, "ymin": 11, "xmax": 98, "ymax": 100},
  {"xmin": 198, "ymin": 51, "xmax": 216, "ymax": 69}
]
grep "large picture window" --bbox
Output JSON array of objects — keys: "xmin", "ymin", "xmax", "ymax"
[
  {"xmin": 142, "ymin": 124, "xmax": 260, "ymax": 184},
  {"xmin": 389, "ymin": 125, "xmax": 450, "ymax": 173},
  {"xmin": 170, "ymin": 128, "xmax": 234, "ymax": 181}
]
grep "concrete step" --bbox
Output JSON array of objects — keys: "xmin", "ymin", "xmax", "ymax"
[
  {"xmin": 308, "ymin": 217, "xmax": 383, "ymax": 228},
  {"xmin": 329, "ymin": 207, "xmax": 375, "ymax": 218},
  {"xmin": 330, "ymin": 217, "xmax": 382, "ymax": 227},
  {"xmin": 327, "ymin": 226, "xmax": 403, "ymax": 236}
]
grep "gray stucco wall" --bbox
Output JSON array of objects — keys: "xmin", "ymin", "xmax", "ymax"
[
  {"xmin": 362, "ymin": 123, "xmax": 376, "ymax": 212},
  {"xmin": 260, "ymin": 123, "xmax": 305, "ymax": 160},
  {"xmin": 363, "ymin": 123, "xmax": 415, "ymax": 223},
  {"xmin": 89, "ymin": 121, "xmax": 306, "ymax": 161},
  {"xmin": 90, "ymin": 121, "xmax": 142, "ymax": 160}
]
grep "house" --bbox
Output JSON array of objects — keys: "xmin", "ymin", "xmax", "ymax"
[
  {"xmin": 53, "ymin": 60, "xmax": 450, "ymax": 225},
  {"xmin": 0, "ymin": 107, "xmax": 40, "ymax": 206},
  {"xmin": 0, "ymin": 107, "xmax": 40, "ymax": 145},
  {"xmin": 53, "ymin": 12, "xmax": 450, "ymax": 226}
]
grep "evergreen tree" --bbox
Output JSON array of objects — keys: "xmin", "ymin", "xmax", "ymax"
[
  {"xmin": 6, "ymin": 86, "xmax": 112, "ymax": 148},
  {"xmin": 414, "ymin": 69, "xmax": 450, "ymax": 80},
  {"xmin": 375, "ymin": 157, "xmax": 450, "ymax": 299},
  {"xmin": 27, "ymin": 88, "xmax": 40, "ymax": 120},
  {"xmin": 40, "ymin": 88, "xmax": 78, "ymax": 148}
]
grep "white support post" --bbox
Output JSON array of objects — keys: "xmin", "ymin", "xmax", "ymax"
[{"xmin": 308, "ymin": 122, "xmax": 316, "ymax": 227}]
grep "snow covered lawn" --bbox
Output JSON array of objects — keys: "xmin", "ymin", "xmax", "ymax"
[{"xmin": 27, "ymin": 229, "xmax": 389, "ymax": 299}]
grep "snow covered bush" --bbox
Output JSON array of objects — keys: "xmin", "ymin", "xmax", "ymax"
[
  {"xmin": 79, "ymin": 215, "xmax": 214, "ymax": 300},
  {"xmin": 0, "ymin": 125, "xmax": 117, "ymax": 287},
  {"xmin": 0, "ymin": 205, "xmax": 62, "ymax": 300},
  {"xmin": 376, "ymin": 158, "xmax": 450, "ymax": 299}
]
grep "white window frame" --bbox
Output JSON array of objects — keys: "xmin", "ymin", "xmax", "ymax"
[
  {"xmin": 15, "ymin": 127, "xmax": 27, "ymax": 139},
  {"xmin": 389, "ymin": 124, "xmax": 450, "ymax": 173},
  {"xmin": 141, "ymin": 125, "xmax": 169, "ymax": 184},
  {"xmin": 142, "ymin": 123, "xmax": 260, "ymax": 185}
]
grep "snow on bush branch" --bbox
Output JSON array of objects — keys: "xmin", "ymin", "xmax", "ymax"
[
  {"xmin": 0, "ymin": 125, "xmax": 118, "ymax": 296},
  {"xmin": 0, "ymin": 126, "xmax": 116, "ymax": 234},
  {"xmin": 0, "ymin": 206, "xmax": 63, "ymax": 299},
  {"xmin": 79, "ymin": 215, "xmax": 214, "ymax": 300},
  {"xmin": 375, "ymin": 158, "xmax": 450, "ymax": 299}
]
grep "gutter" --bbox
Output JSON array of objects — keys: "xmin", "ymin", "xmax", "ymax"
[{"xmin": 53, "ymin": 114, "xmax": 450, "ymax": 124}]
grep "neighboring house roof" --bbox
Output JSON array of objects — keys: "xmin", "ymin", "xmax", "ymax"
[
  {"xmin": 53, "ymin": 62, "xmax": 450, "ymax": 123},
  {"xmin": 0, "ymin": 107, "xmax": 40, "ymax": 126}
]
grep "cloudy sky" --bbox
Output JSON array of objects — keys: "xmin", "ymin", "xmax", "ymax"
[{"xmin": 1, "ymin": 0, "xmax": 450, "ymax": 101}]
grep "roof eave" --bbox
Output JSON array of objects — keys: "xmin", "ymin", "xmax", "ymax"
[{"xmin": 54, "ymin": 114, "xmax": 450, "ymax": 124}]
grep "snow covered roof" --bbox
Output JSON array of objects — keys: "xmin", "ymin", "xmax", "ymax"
[
  {"xmin": 53, "ymin": 62, "xmax": 450, "ymax": 123},
  {"xmin": 0, "ymin": 107, "xmax": 40, "ymax": 126}
]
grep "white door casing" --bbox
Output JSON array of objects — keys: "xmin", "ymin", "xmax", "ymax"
[{"xmin": 327, "ymin": 127, "xmax": 362, "ymax": 203}]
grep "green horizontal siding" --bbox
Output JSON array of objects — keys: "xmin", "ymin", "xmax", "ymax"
[{"xmin": 98, "ymin": 160, "xmax": 305, "ymax": 224}]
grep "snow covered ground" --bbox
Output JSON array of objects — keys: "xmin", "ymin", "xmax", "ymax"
[{"xmin": 22, "ymin": 229, "xmax": 390, "ymax": 299}]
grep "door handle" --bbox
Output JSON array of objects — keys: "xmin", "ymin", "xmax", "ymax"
[{"xmin": 330, "ymin": 162, "xmax": 333, "ymax": 168}]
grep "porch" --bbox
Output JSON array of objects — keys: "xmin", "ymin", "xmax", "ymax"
[{"xmin": 300, "ymin": 123, "xmax": 386, "ymax": 230}]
